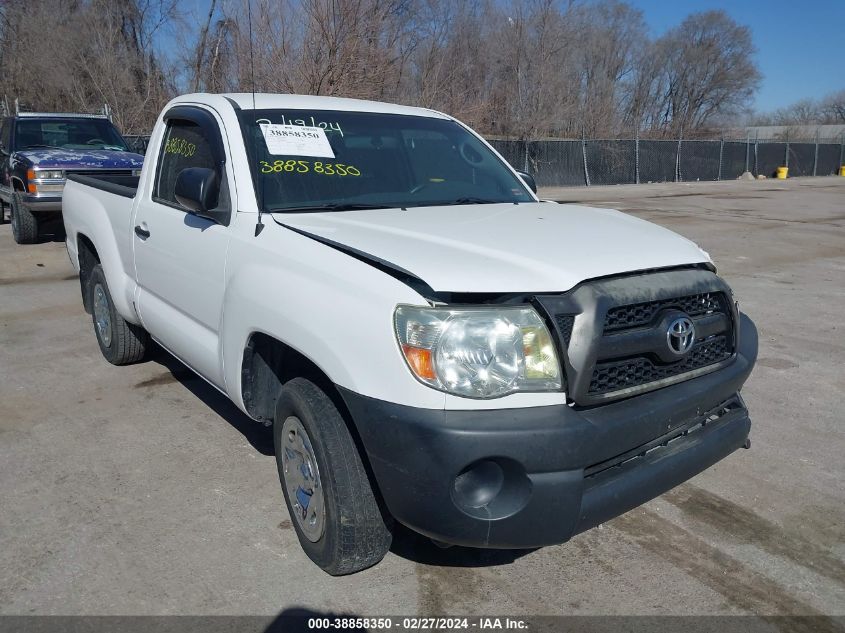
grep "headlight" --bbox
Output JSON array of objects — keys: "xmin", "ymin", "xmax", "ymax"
[
  {"xmin": 34, "ymin": 169, "xmax": 64, "ymax": 180},
  {"xmin": 395, "ymin": 305, "xmax": 561, "ymax": 398},
  {"xmin": 132, "ymin": 169, "xmax": 142, "ymax": 177}
]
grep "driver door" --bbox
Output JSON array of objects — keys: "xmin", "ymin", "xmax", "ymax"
[{"xmin": 133, "ymin": 107, "xmax": 232, "ymax": 388}]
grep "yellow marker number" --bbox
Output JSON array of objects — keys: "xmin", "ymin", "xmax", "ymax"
[
  {"xmin": 164, "ymin": 137, "xmax": 196, "ymax": 157},
  {"xmin": 259, "ymin": 160, "xmax": 360, "ymax": 177}
]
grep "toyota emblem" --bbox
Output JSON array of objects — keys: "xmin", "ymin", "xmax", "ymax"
[{"xmin": 667, "ymin": 316, "xmax": 696, "ymax": 355}]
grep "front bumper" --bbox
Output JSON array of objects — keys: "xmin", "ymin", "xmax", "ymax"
[
  {"xmin": 340, "ymin": 312, "xmax": 758, "ymax": 548},
  {"xmin": 19, "ymin": 193, "xmax": 62, "ymax": 212}
]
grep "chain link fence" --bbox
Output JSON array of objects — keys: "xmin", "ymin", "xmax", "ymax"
[
  {"xmin": 489, "ymin": 135, "xmax": 845, "ymax": 187},
  {"xmin": 124, "ymin": 132, "xmax": 845, "ymax": 187}
]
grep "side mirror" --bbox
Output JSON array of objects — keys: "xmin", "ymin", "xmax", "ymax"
[
  {"xmin": 515, "ymin": 170, "xmax": 537, "ymax": 194},
  {"xmin": 174, "ymin": 167, "xmax": 228, "ymax": 224}
]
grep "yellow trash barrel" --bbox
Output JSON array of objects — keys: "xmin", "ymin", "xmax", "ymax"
[
  {"xmin": 840, "ymin": 166, "xmax": 845, "ymax": 176},
  {"xmin": 776, "ymin": 166, "xmax": 789, "ymax": 179}
]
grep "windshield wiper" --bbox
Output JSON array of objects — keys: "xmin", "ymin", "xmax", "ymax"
[
  {"xmin": 21, "ymin": 144, "xmax": 64, "ymax": 150},
  {"xmin": 409, "ymin": 197, "xmax": 505, "ymax": 208},
  {"xmin": 451, "ymin": 197, "xmax": 506, "ymax": 205},
  {"xmin": 268, "ymin": 203, "xmax": 396, "ymax": 213}
]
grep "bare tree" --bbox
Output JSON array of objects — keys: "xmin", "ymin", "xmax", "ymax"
[
  {"xmin": 772, "ymin": 99, "xmax": 820, "ymax": 125},
  {"xmin": 0, "ymin": 0, "xmax": 79, "ymax": 113},
  {"xmin": 406, "ymin": 1, "xmax": 498, "ymax": 129},
  {"xmin": 192, "ymin": 0, "xmax": 219, "ymax": 92},
  {"xmin": 69, "ymin": 0, "xmax": 180, "ymax": 132},
  {"xmin": 4, "ymin": 0, "xmax": 770, "ymax": 140},
  {"xmin": 577, "ymin": 0, "xmax": 647, "ymax": 136},
  {"xmin": 651, "ymin": 10, "xmax": 761, "ymax": 136},
  {"xmin": 750, "ymin": 88, "xmax": 845, "ymax": 127},
  {"xmin": 820, "ymin": 90, "xmax": 845, "ymax": 123},
  {"xmin": 0, "ymin": 0, "xmax": 181, "ymax": 132}
]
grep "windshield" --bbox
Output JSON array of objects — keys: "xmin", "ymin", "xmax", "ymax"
[
  {"xmin": 15, "ymin": 118, "xmax": 129, "ymax": 151},
  {"xmin": 237, "ymin": 109, "xmax": 534, "ymax": 212}
]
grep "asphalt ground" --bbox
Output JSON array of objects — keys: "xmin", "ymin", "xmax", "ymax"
[{"xmin": 0, "ymin": 177, "xmax": 843, "ymax": 621}]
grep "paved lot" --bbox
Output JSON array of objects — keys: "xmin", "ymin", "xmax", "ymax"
[{"xmin": 0, "ymin": 178, "xmax": 843, "ymax": 619}]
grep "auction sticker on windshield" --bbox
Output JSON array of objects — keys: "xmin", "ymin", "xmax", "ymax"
[{"xmin": 260, "ymin": 123, "xmax": 335, "ymax": 158}]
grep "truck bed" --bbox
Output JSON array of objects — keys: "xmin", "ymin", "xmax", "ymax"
[{"xmin": 63, "ymin": 173, "xmax": 141, "ymax": 324}]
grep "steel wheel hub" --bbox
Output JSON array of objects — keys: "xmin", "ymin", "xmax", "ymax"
[
  {"xmin": 92, "ymin": 283, "xmax": 112, "ymax": 347},
  {"xmin": 281, "ymin": 416, "xmax": 325, "ymax": 542}
]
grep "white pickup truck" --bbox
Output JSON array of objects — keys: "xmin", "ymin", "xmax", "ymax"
[{"xmin": 62, "ymin": 93, "xmax": 757, "ymax": 575}]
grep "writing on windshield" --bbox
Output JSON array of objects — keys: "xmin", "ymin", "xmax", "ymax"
[{"xmin": 238, "ymin": 109, "xmax": 534, "ymax": 212}]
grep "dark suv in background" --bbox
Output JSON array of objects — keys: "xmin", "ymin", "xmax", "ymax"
[{"xmin": 0, "ymin": 107, "xmax": 143, "ymax": 243}]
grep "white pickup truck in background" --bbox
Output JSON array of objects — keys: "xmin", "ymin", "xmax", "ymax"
[{"xmin": 62, "ymin": 93, "xmax": 757, "ymax": 575}]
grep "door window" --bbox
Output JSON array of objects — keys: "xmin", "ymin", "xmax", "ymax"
[{"xmin": 153, "ymin": 118, "xmax": 229, "ymax": 210}]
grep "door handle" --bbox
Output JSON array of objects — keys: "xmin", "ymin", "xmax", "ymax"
[{"xmin": 134, "ymin": 225, "xmax": 150, "ymax": 239}]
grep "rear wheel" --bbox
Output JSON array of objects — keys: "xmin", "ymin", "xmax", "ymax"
[
  {"xmin": 11, "ymin": 193, "xmax": 38, "ymax": 244},
  {"xmin": 274, "ymin": 378, "xmax": 392, "ymax": 575},
  {"xmin": 89, "ymin": 264, "xmax": 149, "ymax": 365}
]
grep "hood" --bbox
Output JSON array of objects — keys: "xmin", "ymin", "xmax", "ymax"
[
  {"xmin": 15, "ymin": 148, "xmax": 144, "ymax": 169},
  {"xmin": 274, "ymin": 202, "xmax": 711, "ymax": 294}
]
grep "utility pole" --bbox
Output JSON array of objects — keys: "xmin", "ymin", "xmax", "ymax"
[
  {"xmin": 634, "ymin": 123, "xmax": 640, "ymax": 185},
  {"xmin": 581, "ymin": 127, "xmax": 591, "ymax": 187},
  {"xmin": 784, "ymin": 130, "xmax": 790, "ymax": 170},
  {"xmin": 745, "ymin": 133, "xmax": 750, "ymax": 173},
  {"xmin": 675, "ymin": 129, "xmax": 683, "ymax": 182}
]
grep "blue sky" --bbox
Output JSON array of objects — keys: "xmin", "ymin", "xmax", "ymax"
[{"xmin": 634, "ymin": 0, "xmax": 845, "ymax": 111}]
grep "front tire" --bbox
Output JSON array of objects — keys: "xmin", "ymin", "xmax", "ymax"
[
  {"xmin": 11, "ymin": 193, "xmax": 39, "ymax": 244},
  {"xmin": 89, "ymin": 264, "xmax": 149, "ymax": 365},
  {"xmin": 274, "ymin": 378, "xmax": 392, "ymax": 575}
]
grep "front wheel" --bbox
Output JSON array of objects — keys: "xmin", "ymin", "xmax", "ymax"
[
  {"xmin": 89, "ymin": 264, "xmax": 149, "ymax": 365},
  {"xmin": 274, "ymin": 378, "xmax": 392, "ymax": 575},
  {"xmin": 11, "ymin": 194, "xmax": 39, "ymax": 244}
]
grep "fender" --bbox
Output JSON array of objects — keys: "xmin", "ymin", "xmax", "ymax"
[
  {"xmin": 218, "ymin": 221, "xmax": 447, "ymax": 413},
  {"xmin": 62, "ymin": 180, "xmax": 141, "ymax": 324}
]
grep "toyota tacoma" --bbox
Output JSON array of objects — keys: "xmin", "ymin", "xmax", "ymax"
[{"xmin": 61, "ymin": 93, "xmax": 757, "ymax": 575}]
